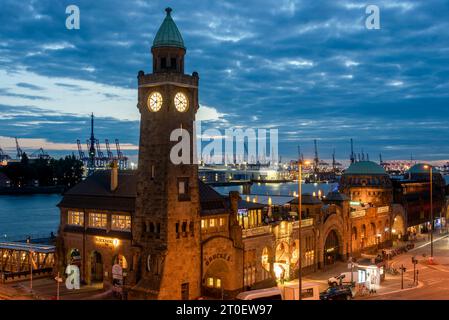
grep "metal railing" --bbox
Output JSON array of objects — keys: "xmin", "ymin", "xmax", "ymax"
[{"xmin": 0, "ymin": 232, "xmax": 57, "ymax": 243}]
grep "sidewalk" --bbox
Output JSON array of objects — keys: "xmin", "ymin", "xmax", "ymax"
[
  {"xmin": 355, "ymin": 273, "xmax": 422, "ymax": 300},
  {"xmin": 0, "ymin": 282, "xmax": 34, "ymax": 300},
  {"xmin": 0, "ymin": 277, "xmax": 109, "ymax": 300}
]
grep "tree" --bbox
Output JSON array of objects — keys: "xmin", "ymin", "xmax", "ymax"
[{"xmin": 0, "ymin": 154, "xmax": 84, "ymax": 189}]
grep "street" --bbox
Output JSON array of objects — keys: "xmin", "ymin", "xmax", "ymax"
[
  {"xmin": 300, "ymin": 233, "xmax": 449, "ymax": 300},
  {"xmin": 363, "ymin": 233, "xmax": 449, "ymax": 300}
]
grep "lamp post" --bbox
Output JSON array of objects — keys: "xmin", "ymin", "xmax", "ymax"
[
  {"xmin": 26, "ymin": 237, "xmax": 33, "ymax": 291},
  {"xmin": 298, "ymin": 160, "xmax": 302, "ymax": 301},
  {"xmin": 424, "ymin": 165, "xmax": 433, "ymax": 260},
  {"xmin": 400, "ymin": 264, "xmax": 406, "ymax": 290},
  {"xmin": 297, "ymin": 160, "xmax": 310, "ymax": 301}
]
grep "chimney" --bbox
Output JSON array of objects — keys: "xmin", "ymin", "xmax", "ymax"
[
  {"xmin": 111, "ymin": 160, "xmax": 118, "ymax": 191},
  {"xmin": 229, "ymin": 191, "xmax": 241, "ymax": 216}
]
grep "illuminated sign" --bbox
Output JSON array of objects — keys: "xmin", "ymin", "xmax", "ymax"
[
  {"xmin": 95, "ymin": 237, "xmax": 119, "ymax": 247},
  {"xmin": 204, "ymin": 253, "xmax": 231, "ymax": 266}
]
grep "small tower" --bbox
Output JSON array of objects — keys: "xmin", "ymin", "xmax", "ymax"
[
  {"xmin": 88, "ymin": 113, "xmax": 96, "ymax": 174},
  {"xmin": 151, "ymin": 7, "xmax": 186, "ymax": 74}
]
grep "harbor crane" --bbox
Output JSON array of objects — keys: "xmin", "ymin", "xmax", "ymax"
[
  {"xmin": 313, "ymin": 139, "xmax": 319, "ymax": 174},
  {"xmin": 77, "ymin": 140, "xmax": 86, "ymax": 160},
  {"xmin": 115, "ymin": 139, "xmax": 128, "ymax": 169},
  {"xmin": 350, "ymin": 139, "xmax": 355, "ymax": 164},
  {"xmin": 75, "ymin": 114, "xmax": 129, "ymax": 172},
  {"xmin": 0, "ymin": 146, "xmax": 11, "ymax": 161},
  {"xmin": 15, "ymin": 137, "xmax": 23, "ymax": 160},
  {"xmin": 105, "ymin": 139, "xmax": 114, "ymax": 160}
]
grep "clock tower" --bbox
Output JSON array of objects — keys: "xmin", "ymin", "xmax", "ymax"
[{"xmin": 133, "ymin": 7, "xmax": 201, "ymax": 300}]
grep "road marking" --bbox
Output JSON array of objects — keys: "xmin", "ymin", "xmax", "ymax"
[{"xmin": 410, "ymin": 234, "xmax": 449, "ymax": 251}]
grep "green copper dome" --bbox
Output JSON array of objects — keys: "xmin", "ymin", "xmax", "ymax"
[
  {"xmin": 407, "ymin": 163, "xmax": 440, "ymax": 174},
  {"xmin": 344, "ymin": 161, "xmax": 387, "ymax": 175},
  {"xmin": 152, "ymin": 8, "xmax": 185, "ymax": 49}
]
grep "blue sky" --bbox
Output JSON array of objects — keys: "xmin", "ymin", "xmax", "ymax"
[{"xmin": 0, "ymin": 0, "xmax": 448, "ymax": 162}]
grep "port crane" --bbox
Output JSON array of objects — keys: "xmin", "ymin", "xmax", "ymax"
[
  {"xmin": 75, "ymin": 114, "xmax": 129, "ymax": 172},
  {"xmin": 115, "ymin": 139, "xmax": 128, "ymax": 169},
  {"xmin": 0, "ymin": 146, "xmax": 11, "ymax": 162},
  {"xmin": 350, "ymin": 139, "xmax": 355, "ymax": 164},
  {"xmin": 105, "ymin": 139, "xmax": 114, "ymax": 160},
  {"xmin": 15, "ymin": 137, "xmax": 23, "ymax": 160}
]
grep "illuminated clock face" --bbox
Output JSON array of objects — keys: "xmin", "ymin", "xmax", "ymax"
[
  {"xmin": 148, "ymin": 92, "xmax": 163, "ymax": 112},
  {"xmin": 174, "ymin": 92, "xmax": 188, "ymax": 112}
]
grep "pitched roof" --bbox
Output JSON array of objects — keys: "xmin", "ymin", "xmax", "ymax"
[
  {"xmin": 324, "ymin": 191, "xmax": 350, "ymax": 202},
  {"xmin": 152, "ymin": 8, "xmax": 185, "ymax": 49},
  {"xmin": 198, "ymin": 180, "xmax": 228, "ymax": 215},
  {"xmin": 62, "ymin": 170, "xmax": 136, "ymax": 197},
  {"xmin": 237, "ymin": 199, "xmax": 265, "ymax": 210},
  {"xmin": 289, "ymin": 193, "xmax": 323, "ymax": 205},
  {"xmin": 57, "ymin": 170, "xmax": 136, "ymax": 211},
  {"xmin": 58, "ymin": 170, "xmax": 228, "ymax": 215}
]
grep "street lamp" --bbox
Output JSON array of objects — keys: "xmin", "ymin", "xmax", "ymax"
[
  {"xmin": 297, "ymin": 159, "xmax": 311, "ymax": 300},
  {"xmin": 423, "ymin": 165, "xmax": 434, "ymax": 261}
]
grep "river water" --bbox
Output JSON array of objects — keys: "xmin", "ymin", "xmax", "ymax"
[{"xmin": 0, "ymin": 194, "xmax": 61, "ymax": 240}]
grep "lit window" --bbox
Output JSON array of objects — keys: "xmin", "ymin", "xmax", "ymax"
[
  {"xmin": 178, "ymin": 178, "xmax": 190, "ymax": 201},
  {"xmin": 216, "ymin": 278, "xmax": 221, "ymax": 288},
  {"xmin": 201, "ymin": 219, "xmax": 206, "ymax": 229},
  {"xmin": 68, "ymin": 211, "xmax": 84, "ymax": 226},
  {"xmin": 89, "ymin": 213, "xmax": 107, "ymax": 229},
  {"xmin": 219, "ymin": 218, "xmax": 225, "ymax": 227},
  {"xmin": 209, "ymin": 219, "xmax": 216, "ymax": 227},
  {"xmin": 111, "ymin": 215, "xmax": 131, "ymax": 231},
  {"xmin": 207, "ymin": 277, "xmax": 214, "ymax": 287},
  {"xmin": 179, "ymin": 181, "xmax": 186, "ymax": 194}
]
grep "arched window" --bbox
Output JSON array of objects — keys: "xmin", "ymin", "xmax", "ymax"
[
  {"xmin": 352, "ymin": 227, "xmax": 357, "ymax": 240},
  {"xmin": 370, "ymin": 222, "xmax": 376, "ymax": 235}
]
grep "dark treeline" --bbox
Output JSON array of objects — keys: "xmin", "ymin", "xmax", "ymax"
[{"xmin": 0, "ymin": 153, "xmax": 83, "ymax": 188}]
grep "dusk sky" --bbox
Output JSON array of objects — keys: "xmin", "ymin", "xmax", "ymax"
[{"xmin": 1, "ymin": 0, "xmax": 449, "ymax": 163}]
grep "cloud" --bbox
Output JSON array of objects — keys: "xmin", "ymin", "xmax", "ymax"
[
  {"xmin": 197, "ymin": 104, "xmax": 226, "ymax": 122},
  {"xmin": 0, "ymin": 68, "xmax": 137, "ymax": 120},
  {"xmin": 0, "ymin": 0, "xmax": 448, "ymax": 161}
]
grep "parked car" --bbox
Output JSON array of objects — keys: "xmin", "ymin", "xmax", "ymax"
[
  {"xmin": 328, "ymin": 272, "xmax": 358, "ymax": 287},
  {"xmin": 320, "ymin": 286, "xmax": 354, "ymax": 300}
]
